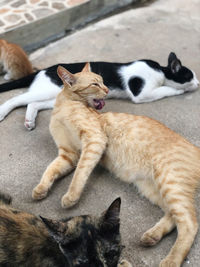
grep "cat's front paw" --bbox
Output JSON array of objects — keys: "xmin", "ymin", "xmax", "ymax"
[
  {"xmin": 61, "ymin": 193, "xmax": 79, "ymax": 208},
  {"xmin": 159, "ymin": 258, "xmax": 178, "ymax": 267},
  {"xmin": 24, "ymin": 119, "xmax": 35, "ymax": 131},
  {"xmin": 140, "ymin": 230, "xmax": 161, "ymax": 246},
  {"xmin": 32, "ymin": 184, "xmax": 48, "ymax": 200},
  {"xmin": 118, "ymin": 259, "xmax": 133, "ymax": 267}
]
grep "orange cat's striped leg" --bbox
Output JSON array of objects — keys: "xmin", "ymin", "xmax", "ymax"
[
  {"xmin": 157, "ymin": 170, "xmax": 198, "ymax": 267},
  {"xmin": 160, "ymin": 204, "xmax": 198, "ymax": 267},
  {"xmin": 141, "ymin": 213, "xmax": 175, "ymax": 246},
  {"xmin": 61, "ymin": 140, "xmax": 107, "ymax": 208},
  {"xmin": 32, "ymin": 147, "xmax": 78, "ymax": 200}
]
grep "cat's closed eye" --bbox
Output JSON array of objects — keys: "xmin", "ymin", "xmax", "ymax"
[{"xmin": 92, "ymin": 83, "xmax": 99, "ymax": 87}]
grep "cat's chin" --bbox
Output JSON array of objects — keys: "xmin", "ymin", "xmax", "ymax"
[{"xmin": 93, "ymin": 99, "xmax": 105, "ymax": 110}]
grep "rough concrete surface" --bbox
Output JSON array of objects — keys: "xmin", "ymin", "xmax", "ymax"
[{"xmin": 0, "ymin": 0, "xmax": 200, "ymax": 266}]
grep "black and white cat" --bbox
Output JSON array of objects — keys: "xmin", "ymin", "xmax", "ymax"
[{"xmin": 0, "ymin": 52, "xmax": 198, "ymax": 130}]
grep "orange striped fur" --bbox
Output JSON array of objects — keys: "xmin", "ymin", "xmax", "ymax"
[{"xmin": 32, "ymin": 64, "xmax": 200, "ymax": 267}]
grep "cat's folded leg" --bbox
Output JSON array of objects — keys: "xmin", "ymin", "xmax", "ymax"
[
  {"xmin": 61, "ymin": 137, "xmax": 107, "ymax": 208},
  {"xmin": 25, "ymin": 99, "xmax": 55, "ymax": 130},
  {"xmin": 32, "ymin": 147, "xmax": 79, "ymax": 200},
  {"xmin": 118, "ymin": 259, "xmax": 133, "ymax": 267},
  {"xmin": 138, "ymin": 86, "xmax": 184, "ymax": 103},
  {"xmin": 140, "ymin": 213, "xmax": 175, "ymax": 246}
]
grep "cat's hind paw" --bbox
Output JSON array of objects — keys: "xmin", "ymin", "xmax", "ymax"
[
  {"xmin": 61, "ymin": 194, "xmax": 79, "ymax": 208},
  {"xmin": 24, "ymin": 119, "xmax": 35, "ymax": 131},
  {"xmin": 118, "ymin": 259, "xmax": 133, "ymax": 267},
  {"xmin": 32, "ymin": 184, "xmax": 48, "ymax": 200}
]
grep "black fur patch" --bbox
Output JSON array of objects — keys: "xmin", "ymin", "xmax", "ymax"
[
  {"xmin": 128, "ymin": 77, "xmax": 144, "ymax": 96},
  {"xmin": 0, "ymin": 72, "xmax": 38, "ymax": 92},
  {"xmin": 45, "ymin": 63, "xmax": 86, "ymax": 86},
  {"xmin": 90, "ymin": 62, "xmax": 130, "ymax": 90},
  {"xmin": 45, "ymin": 62, "xmax": 131, "ymax": 91},
  {"xmin": 161, "ymin": 66, "xmax": 194, "ymax": 84}
]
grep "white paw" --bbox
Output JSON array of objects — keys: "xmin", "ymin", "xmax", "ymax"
[
  {"xmin": 4, "ymin": 73, "xmax": 12, "ymax": 81},
  {"xmin": 24, "ymin": 119, "xmax": 35, "ymax": 130},
  {"xmin": 0, "ymin": 107, "xmax": 7, "ymax": 122}
]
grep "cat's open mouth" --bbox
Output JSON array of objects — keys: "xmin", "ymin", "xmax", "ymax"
[{"xmin": 93, "ymin": 99, "xmax": 105, "ymax": 110}]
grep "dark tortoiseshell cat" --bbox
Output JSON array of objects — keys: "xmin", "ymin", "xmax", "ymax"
[{"xmin": 0, "ymin": 193, "xmax": 131, "ymax": 267}]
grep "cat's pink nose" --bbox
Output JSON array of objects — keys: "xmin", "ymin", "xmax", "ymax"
[{"xmin": 104, "ymin": 87, "xmax": 109, "ymax": 94}]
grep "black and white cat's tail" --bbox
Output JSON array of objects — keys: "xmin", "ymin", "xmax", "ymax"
[
  {"xmin": 0, "ymin": 72, "xmax": 39, "ymax": 93},
  {"xmin": 0, "ymin": 192, "xmax": 12, "ymax": 206}
]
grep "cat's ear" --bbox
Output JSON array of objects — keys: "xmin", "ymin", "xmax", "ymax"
[
  {"xmin": 81, "ymin": 62, "xmax": 91, "ymax": 72},
  {"xmin": 57, "ymin": 66, "xmax": 76, "ymax": 87},
  {"xmin": 100, "ymin": 198, "xmax": 121, "ymax": 230},
  {"xmin": 40, "ymin": 216, "xmax": 66, "ymax": 243},
  {"xmin": 168, "ymin": 52, "xmax": 182, "ymax": 73}
]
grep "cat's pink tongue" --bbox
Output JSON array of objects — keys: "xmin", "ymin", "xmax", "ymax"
[{"xmin": 93, "ymin": 99, "xmax": 105, "ymax": 110}]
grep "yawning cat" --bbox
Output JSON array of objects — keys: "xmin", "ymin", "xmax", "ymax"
[
  {"xmin": 33, "ymin": 63, "xmax": 200, "ymax": 266},
  {"xmin": 0, "ymin": 52, "xmax": 198, "ymax": 130}
]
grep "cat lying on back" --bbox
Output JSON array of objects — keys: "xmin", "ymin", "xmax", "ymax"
[
  {"xmin": 0, "ymin": 192, "xmax": 131, "ymax": 267},
  {"xmin": 0, "ymin": 39, "xmax": 33, "ymax": 80},
  {"xmin": 0, "ymin": 52, "xmax": 198, "ymax": 130},
  {"xmin": 32, "ymin": 63, "xmax": 200, "ymax": 267}
]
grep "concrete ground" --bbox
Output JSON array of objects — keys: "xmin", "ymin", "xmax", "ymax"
[{"xmin": 0, "ymin": 0, "xmax": 200, "ymax": 266}]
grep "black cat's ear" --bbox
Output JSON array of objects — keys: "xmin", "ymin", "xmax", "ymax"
[
  {"xmin": 100, "ymin": 198, "xmax": 121, "ymax": 230},
  {"xmin": 81, "ymin": 62, "xmax": 91, "ymax": 72},
  {"xmin": 57, "ymin": 66, "xmax": 76, "ymax": 87},
  {"xmin": 40, "ymin": 216, "xmax": 66, "ymax": 243},
  {"xmin": 168, "ymin": 52, "xmax": 182, "ymax": 73}
]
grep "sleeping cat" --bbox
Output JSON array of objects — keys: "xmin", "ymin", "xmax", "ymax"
[
  {"xmin": 0, "ymin": 192, "xmax": 131, "ymax": 267},
  {"xmin": 0, "ymin": 39, "xmax": 33, "ymax": 80},
  {"xmin": 0, "ymin": 52, "xmax": 198, "ymax": 130},
  {"xmin": 32, "ymin": 63, "xmax": 200, "ymax": 267}
]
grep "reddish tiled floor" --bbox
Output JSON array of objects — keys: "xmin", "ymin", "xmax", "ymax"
[{"xmin": 0, "ymin": 0, "xmax": 89, "ymax": 34}]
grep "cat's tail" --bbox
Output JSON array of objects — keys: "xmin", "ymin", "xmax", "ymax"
[
  {"xmin": 0, "ymin": 71, "xmax": 39, "ymax": 93},
  {"xmin": 0, "ymin": 192, "xmax": 12, "ymax": 206}
]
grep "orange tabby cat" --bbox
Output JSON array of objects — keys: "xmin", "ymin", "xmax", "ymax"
[
  {"xmin": 0, "ymin": 39, "xmax": 33, "ymax": 80},
  {"xmin": 32, "ymin": 63, "xmax": 200, "ymax": 267}
]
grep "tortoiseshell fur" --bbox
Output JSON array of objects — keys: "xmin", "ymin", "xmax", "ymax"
[
  {"xmin": 0, "ymin": 193, "xmax": 131, "ymax": 267},
  {"xmin": 33, "ymin": 64, "xmax": 200, "ymax": 267}
]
